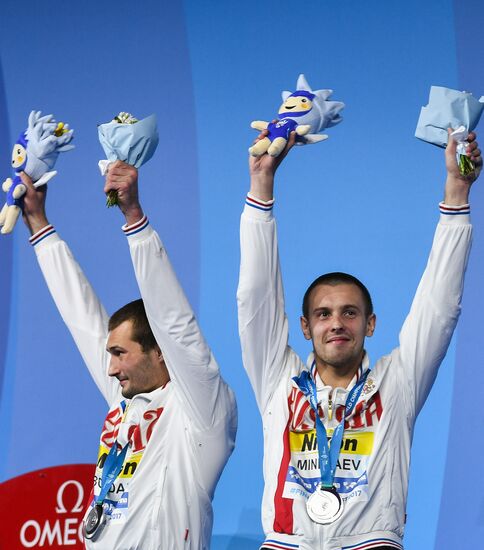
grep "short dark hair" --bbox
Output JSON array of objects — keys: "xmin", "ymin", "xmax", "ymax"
[
  {"xmin": 108, "ymin": 299, "xmax": 158, "ymax": 352},
  {"xmin": 302, "ymin": 272, "xmax": 373, "ymax": 319}
]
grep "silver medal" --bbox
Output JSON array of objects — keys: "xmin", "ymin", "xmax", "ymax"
[
  {"xmin": 83, "ymin": 504, "xmax": 106, "ymax": 540},
  {"xmin": 306, "ymin": 486, "xmax": 343, "ymax": 524}
]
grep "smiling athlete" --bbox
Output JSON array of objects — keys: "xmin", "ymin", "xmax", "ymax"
[
  {"xmin": 21, "ymin": 161, "xmax": 237, "ymax": 550},
  {"xmin": 237, "ymin": 130, "xmax": 481, "ymax": 549}
]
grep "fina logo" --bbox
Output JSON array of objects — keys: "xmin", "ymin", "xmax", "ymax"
[{"xmin": 20, "ymin": 480, "xmax": 85, "ymax": 547}]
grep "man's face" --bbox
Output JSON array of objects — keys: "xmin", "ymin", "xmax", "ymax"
[
  {"xmin": 107, "ymin": 320, "xmax": 168, "ymax": 399},
  {"xmin": 300, "ymin": 283, "xmax": 376, "ymax": 373}
]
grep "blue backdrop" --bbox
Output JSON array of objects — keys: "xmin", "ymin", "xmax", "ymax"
[{"xmin": 0, "ymin": 1, "xmax": 482, "ymax": 548}]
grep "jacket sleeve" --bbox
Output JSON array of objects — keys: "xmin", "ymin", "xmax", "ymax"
[
  {"xmin": 32, "ymin": 226, "xmax": 117, "ymax": 405},
  {"xmin": 125, "ymin": 217, "xmax": 235, "ymax": 433},
  {"xmin": 237, "ymin": 198, "xmax": 291, "ymax": 413},
  {"xmin": 397, "ymin": 204, "xmax": 472, "ymax": 417}
]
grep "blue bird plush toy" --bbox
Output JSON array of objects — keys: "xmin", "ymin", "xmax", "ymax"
[
  {"xmin": 0, "ymin": 111, "xmax": 74, "ymax": 234},
  {"xmin": 249, "ymin": 74, "xmax": 344, "ymax": 157}
]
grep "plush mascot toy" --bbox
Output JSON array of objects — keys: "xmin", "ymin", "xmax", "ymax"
[
  {"xmin": 249, "ymin": 74, "xmax": 344, "ymax": 157},
  {"xmin": 0, "ymin": 111, "xmax": 74, "ymax": 234}
]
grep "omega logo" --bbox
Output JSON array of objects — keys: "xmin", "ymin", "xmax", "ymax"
[
  {"xmin": 55, "ymin": 480, "xmax": 84, "ymax": 514},
  {"xmin": 19, "ymin": 479, "xmax": 86, "ymax": 548}
]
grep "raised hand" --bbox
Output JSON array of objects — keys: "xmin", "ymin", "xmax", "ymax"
[
  {"xmin": 248, "ymin": 129, "xmax": 296, "ymax": 201},
  {"xmin": 104, "ymin": 160, "xmax": 144, "ymax": 225},
  {"xmin": 444, "ymin": 130, "xmax": 482, "ymax": 205}
]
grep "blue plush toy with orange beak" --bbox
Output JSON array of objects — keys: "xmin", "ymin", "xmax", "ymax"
[
  {"xmin": 0, "ymin": 111, "xmax": 74, "ymax": 234},
  {"xmin": 249, "ymin": 74, "xmax": 344, "ymax": 157}
]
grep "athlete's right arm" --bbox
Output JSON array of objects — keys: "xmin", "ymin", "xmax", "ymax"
[
  {"xmin": 21, "ymin": 172, "xmax": 117, "ymax": 404},
  {"xmin": 237, "ymin": 132, "xmax": 296, "ymax": 412}
]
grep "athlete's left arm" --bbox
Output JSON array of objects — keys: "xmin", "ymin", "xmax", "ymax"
[
  {"xmin": 105, "ymin": 162, "xmax": 236, "ymax": 433},
  {"xmin": 398, "ymin": 131, "xmax": 481, "ymax": 416}
]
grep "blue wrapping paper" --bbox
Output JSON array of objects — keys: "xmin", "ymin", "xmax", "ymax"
[
  {"xmin": 415, "ymin": 86, "xmax": 484, "ymax": 148},
  {"xmin": 98, "ymin": 114, "xmax": 159, "ymax": 168}
]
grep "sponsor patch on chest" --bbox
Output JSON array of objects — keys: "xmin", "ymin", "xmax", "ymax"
[
  {"xmin": 89, "ymin": 403, "xmax": 164, "ymax": 524},
  {"xmin": 283, "ymin": 391, "xmax": 382, "ymax": 506}
]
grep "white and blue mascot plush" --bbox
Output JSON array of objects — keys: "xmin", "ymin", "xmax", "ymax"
[
  {"xmin": 0, "ymin": 111, "xmax": 74, "ymax": 234},
  {"xmin": 249, "ymin": 74, "xmax": 344, "ymax": 157}
]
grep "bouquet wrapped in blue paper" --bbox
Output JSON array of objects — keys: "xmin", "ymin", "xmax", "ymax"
[
  {"xmin": 415, "ymin": 86, "xmax": 484, "ymax": 175},
  {"xmin": 98, "ymin": 112, "xmax": 159, "ymax": 206}
]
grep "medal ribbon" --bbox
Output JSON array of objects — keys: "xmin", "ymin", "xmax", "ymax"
[
  {"xmin": 95, "ymin": 401, "xmax": 129, "ymax": 505},
  {"xmin": 293, "ymin": 365, "xmax": 370, "ymax": 489}
]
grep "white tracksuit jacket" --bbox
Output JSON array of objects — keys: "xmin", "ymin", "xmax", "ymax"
[
  {"xmin": 31, "ymin": 217, "xmax": 237, "ymax": 550},
  {"xmin": 237, "ymin": 197, "xmax": 471, "ymax": 550}
]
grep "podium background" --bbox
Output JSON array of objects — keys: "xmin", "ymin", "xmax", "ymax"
[{"xmin": 0, "ymin": 1, "xmax": 483, "ymax": 548}]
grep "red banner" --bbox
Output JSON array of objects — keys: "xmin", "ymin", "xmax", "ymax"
[{"xmin": 0, "ymin": 464, "xmax": 95, "ymax": 549}]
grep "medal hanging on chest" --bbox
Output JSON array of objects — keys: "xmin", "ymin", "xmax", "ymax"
[
  {"xmin": 293, "ymin": 366, "xmax": 370, "ymax": 524},
  {"xmin": 83, "ymin": 441, "xmax": 129, "ymax": 540},
  {"xmin": 83, "ymin": 504, "xmax": 106, "ymax": 540},
  {"xmin": 306, "ymin": 485, "xmax": 343, "ymax": 524}
]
